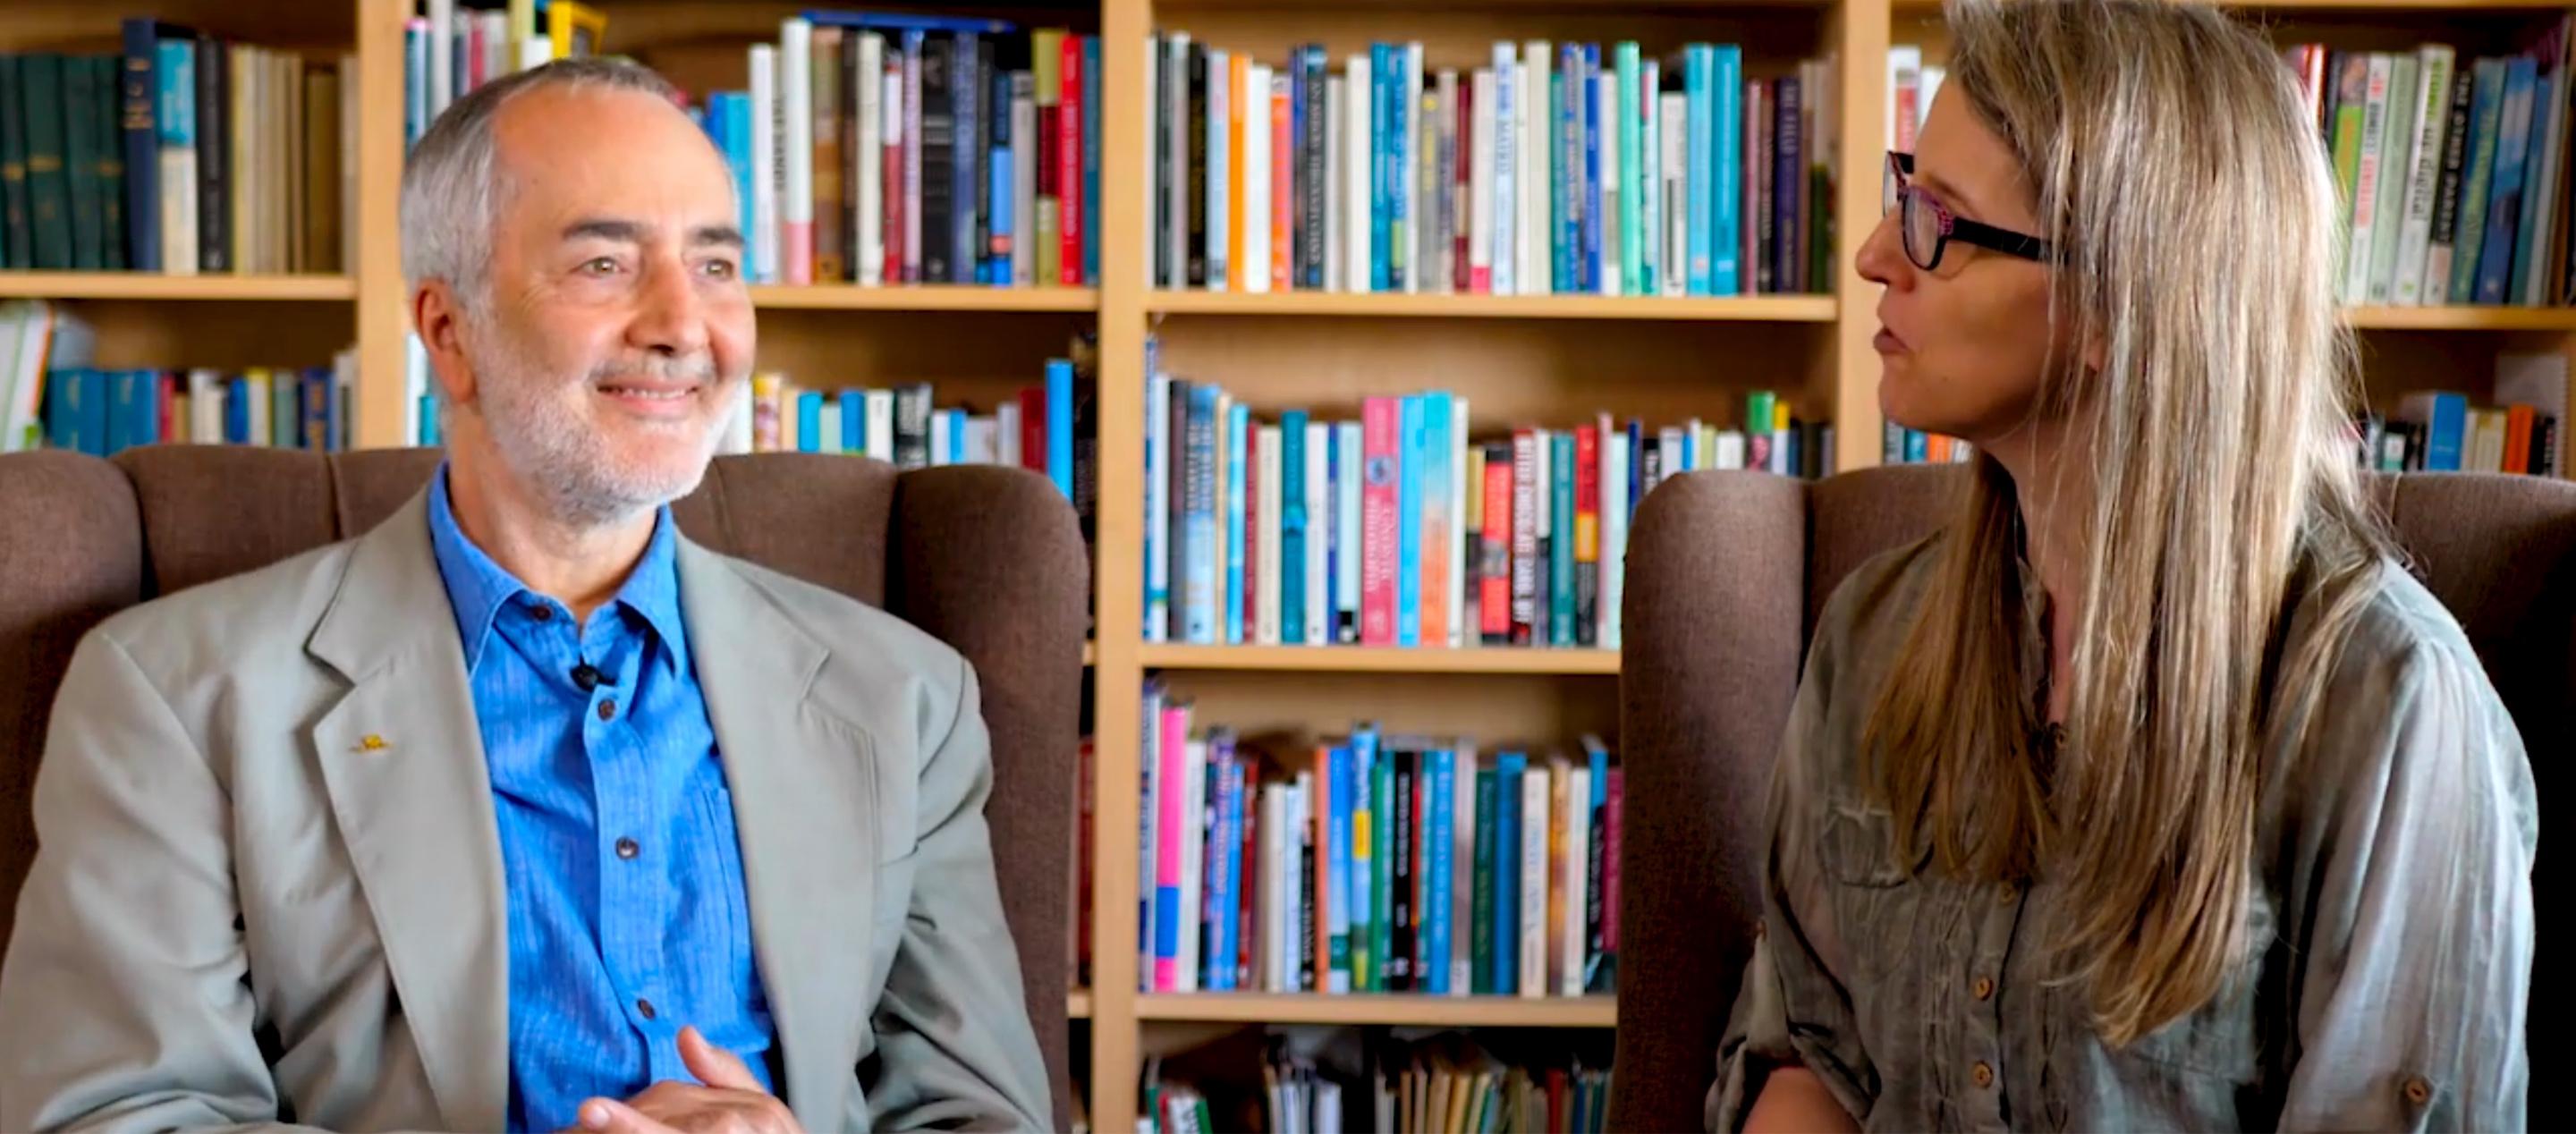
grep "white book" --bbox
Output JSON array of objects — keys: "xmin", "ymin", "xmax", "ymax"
[
  {"xmin": 1602, "ymin": 427, "xmax": 1630, "ymax": 649},
  {"xmin": 246, "ymin": 371, "xmax": 272, "ymax": 446},
  {"xmin": 1137, "ymin": 694, "xmax": 1161, "ymax": 989},
  {"xmin": 1435, "ymin": 67, "xmax": 1458, "ymax": 295},
  {"xmin": 1470, "ymin": 68, "xmax": 1496, "ymax": 294},
  {"xmin": 1344, "ymin": 53, "xmax": 1372, "ymax": 292},
  {"xmin": 1448, "ymin": 396, "xmax": 1470, "ymax": 647},
  {"xmin": 1324, "ymin": 74, "xmax": 1343, "ymax": 292},
  {"xmin": 1013, "ymin": 82, "xmax": 1037, "ymax": 286},
  {"xmin": 2344, "ymin": 54, "xmax": 2392, "ymax": 304},
  {"xmin": 2394, "ymin": 46, "xmax": 2456, "ymax": 305},
  {"xmin": 1257, "ymin": 423, "xmax": 1282, "ymax": 645},
  {"xmin": 965, "ymin": 416, "xmax": 997, "ymax": 463},
  {"xmin": 1317, "ymin": 1081, "xmax": 1343, "ymax": 1134},
  {"xmin": 1305, "ymin": 420, "xmax": 1329, "ymax": 646},
  {"xmin": 1492, "ymin": 45, "xmax": 1518, "ymax": 296},
  {"xmin": 1261, "ymin": 783, "xmax": 1289, "ymax": 990},
  {"xmin": 1597, "ymin": 72, "xmax": 1619, "ymax": 296},
  {"xmin": 1246, "ymin": 64, "xmax": 1274, "ymax": 295},
  {"xmin": 1451, "ymin": 742, "xmax": 1479, "ymax": 994},
  {"xmin": 928, "ymin": 407, "xmax": 950, "ymax": 466},
  {"xmin": 187, "ymin": 368, "xmax": 223, "ymax": 445},
  {"xmin": 1560, "ymin": 763, "xmax": 1589, "ymax": 997},
  {"xmin": 1335, "ymin": 420, "xmax": 1363, "ymax": 639},
  {"xmin": 997, "ymin": 399, "xmax": 1021, "ymax": 469},
  {"xmin": 1176, "ymin": 738, "xmax": 1207, "ymax": 992},
  {"xmin": 1166, "ymin": 34, "xmax": 1191, "ymax": 289},
  {"xmin": 1517, "ymin": 763, "xmax": 1549, "ymax": 997},
  {"xmin": 1662, "ymin": 425, "xmax": 1689, "ymax": 474},
  {"xmin": 426, "ymin": 0, "xmax": 453, "ymax": 114},
  {"xmin": 1523, "ymin": 41, "xmax": 1551, "ymax": 294},
  {"xmin": 1147, "ymin": 374, "xmax": 1172, "ymax": 641},
  {"xmin": 2367, "ymin": 54, "xmax": 2419, "ymax": 304},
  {"xmin": 749, "ymin": 45, "xmax": 781, "ymax": 284},
  {"xmin": 1716, "ymin": 429, "xmax": 1746, "ymax": 470},
  {"xmin": 1403, "ymin": 43, "xmax": 1425, "ymax": 294},
  {"xmin": 856, "ymin": 33, "xmax": 884, "ymax": 286},
  {"xmin": 865, "ymin": 389, "xmax": 894, "ymax": 461},
  {"xmin": 479, "ymin": 12, "xmax": 506, "ymax": 89},
  {"xmin": 902, "ymin": 44, "xmax": 921, "ymax": 284},
  {"xmin": 1662, "ymin": 92, "xmax": 1687, "ymax": 297},
  {"xmin": 1207, "ymin": 48, "xmax": 1230, "ymax": 291},
  {"xmin": 780, "ymin": 19, "xmax": 814, "ymax": 285}
]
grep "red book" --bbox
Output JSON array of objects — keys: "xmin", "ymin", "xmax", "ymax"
[
  {"xmin": 1574, "ymin": 425, "xmax": 1600, "ymax": 647},
  {"xmin": 1456, "ymin": 75, "xmax": 1473, "ymax": 292},
  {"xmin": 1020, "ymin": 387, "xmax": 1047, "ymax": 473},
  {"xmin": 1060, "ymin": 35, "xmax": 1084, "ymax": 285},
  {"xmin": 2506, "ymin": 404, "xmax": 2537, "ymax": 473},
  {"xmin": 886, "ymin": 51, "xmax": 906, "ymax": 284},
  {"xmin": 157, "ymin": 371, "xmax": 179, "ymax": 444},
  {"xmin": 1236, "ymin": 759, "xmax": 1258, "ymax": 989},
  {"xmin": 1271, "ymin": 74, "xmax": 1292, "ymax": 292},
  {"xmin": 1361, "ymin": 397, "xmax": 1401, "ymax": 645},
  {"xmin": 1242, "ymin": 424, "xmax": 1261, "ymax": 642},
  {"xmin": 1480, "ymin": 443, "xmax": 1511, "ymax": 643}
]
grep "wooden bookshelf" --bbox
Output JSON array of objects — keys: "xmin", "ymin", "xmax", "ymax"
[
  {"xmin": 1134, "ymin": 993, "xmax": 1619, "ymax": 1028},
  {"xmin": 0, "ymin": 273, "xmax": 357, "ymax": 301},
  {"xmin": 9, "ymin": 0, "xmax": 2568, "ymax": 1131},
  {"xmin": 1139, "ymin": 644, "xmax": 1623, "ymax": 675}
]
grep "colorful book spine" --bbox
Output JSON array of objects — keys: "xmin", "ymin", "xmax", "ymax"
[{"xmin": 1360, "ymin": 397, "xmax": 1400, "ymax": 645}]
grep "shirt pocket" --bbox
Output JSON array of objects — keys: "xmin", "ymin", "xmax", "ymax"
[{"xmin": 1817, "ymin": 798, "xmax": 1919, "ymax": 985}]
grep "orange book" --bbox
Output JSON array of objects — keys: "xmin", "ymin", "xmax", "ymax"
[
  {"xmin": 1228, "ymin": 54, "xmax": 1248, "ymax": 292},
  {"xmin": 2506, "ymin": 404, "xmax": 2537, "ymax": 473}
]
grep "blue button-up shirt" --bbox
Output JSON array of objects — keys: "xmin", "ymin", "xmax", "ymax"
[{"xmin": 426, "ymin": 469, "xmax": 776, "ymax": 1133}]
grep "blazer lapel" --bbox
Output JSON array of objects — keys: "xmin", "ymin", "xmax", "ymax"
[
  {"xmin": 678, "ymin": 541, "xmax": 879, "ymax": 1132},
  {"xmin": 305, "ymin": 487, "xmax": 511, "ymax": 1133}
]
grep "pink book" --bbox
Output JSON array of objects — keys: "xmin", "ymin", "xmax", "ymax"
[
  {"xmin": 1270, "ymin": 77, "xmax": 1292, "ymax": 292},
  {"xmin": 1242, "ymin": 424, "xmax": 1261, "ymax": 640},
  {"xmin": 1059, "ymin": 36, "xmax": 1084, "ymax": 284},
  {"xmin": 1154, "ymin": 701, "xmax": 1191, "ymax": 991},
  {"xmin": 1361, "ymin": 397, "xmax": 1401, "ymax": 645},
  {"xmin": 1604, "ymin": 766, "xmax": 1624, "ymax": 955}
]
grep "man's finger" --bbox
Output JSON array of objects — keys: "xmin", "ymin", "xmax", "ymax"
[
  {"xmin": 575, "ymin": 1096, "xmax": 674, "ymax": 1134},
  {"xmin": 678, "ymin": 1025, "xmax": 766, "ymax": 1093}
]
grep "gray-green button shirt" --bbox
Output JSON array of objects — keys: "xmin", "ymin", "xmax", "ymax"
[{"xmin": 1711, "ymin": 535, "xmax": 2536, "ymax": 1132}]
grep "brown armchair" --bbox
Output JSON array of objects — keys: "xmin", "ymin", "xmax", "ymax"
[
  {"xmin": 0, "ymin": 447, "xmax": 1088, "ymax": 1126},
  {"xmin": 1610, "ymin": 463, "xmax": 2575, "ymax": 1131}
]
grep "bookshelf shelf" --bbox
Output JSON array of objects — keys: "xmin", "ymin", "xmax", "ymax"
[
  {"xmin": 1133, "ymin": 993, "xmax": 1618, "ymax": 1028},
  {"xmin": 2346, "ymin": 306, "xmax": 2576, "ymax": 332},
  {"xmin": 1139, "ymin": 643, "xmax": 1623, "ymax": 675},
  {"xmin": 0, "ymin": 273, "xmax": 358, "ymax": 302},
  {"xmin": 1147, "ymin": 289, "xmax": 1838, "ymax": 322},
  {"xmin": 746, "ymin": 284, "xmax": 1097, "ymax": 313}
]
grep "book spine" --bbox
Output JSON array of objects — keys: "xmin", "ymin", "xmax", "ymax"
[
  {"xmin": 1470, "ymin": 766, "xmax": 1499, "ymax": 994},
  {"xmin": 1574, "ymin": 425, "xmax": 1600, "ymax": 647},
  {"xmin": 1369, "ymin": 755, "xmax": 1394, "ymax": 991},
  {"xmin": 2451, "ymin": 59, "xmax": 2507, "ymax": 304},
  {"xmin": 1063, "ymin": 32, "xmax": 1086, "ymax": 286},
  {"xmin": 1424, "ymin": 749, "xmax": 1455, "ymax": 994},
  {"xmin": 1604, "ymin": 766, "xmax": 1623, "ymax": 969},
  {"xmin": 1303, "ymin": 47, "xmax": 1328, "ymax": 290},
  {"xmin": 2424, "ymin": 65, "xmax": 2476, "ymax": 301},
  {"xmin": 1281, "ymin": 410, "xmax": 1309, "ymax": 644},
  {"xmin": 1335, "ymin": 419, "xmax": 1364, "ymax": 642},
  {"xmin": 1418, "ymin": 392, "xmax": 1451, "ymax": 649},
  {"xmin": 1305, "ymin": 421, "xmax": 1329, "ymax": 646},
  {"xmin": 1480, "ymin": 441, "xmax": 1512, "ymax": 643},
  {"xmin": 1225, "ymin": 401, "xmax": 1248, "ymax": 644},
  {"xmin": 1326, "ymin": 746, "xmax": 1353, "ymax": 992},
  {"xmin": 2394, "ymin": 47, "xmax": 2455, "ymax": 304},
  {"xmin": 1493, "ymin": 45, "xmax": 1518, "ymax": 296},
  {"xmin": 1272, "ymin": 68, "xmax": 1292, "ymax": 292},
  {"xmin": 1510, "ymin": 430, "xmax": 1538, "ymax": 644},
  {"xmin": 1387, "ymin": 749, "xmax": 1416, "ymax": 991},
  {"xmin": 1396, "ymin": 395, "xmax": 1424, "ymax": 647},
  {"xmin": 1361, "ymin": 397, "xmax": 1400, "ymax": 645},
  {"xmin": 1549, "ymin": 430, "xmax": 1577, "ymax": 646},
  {"xmin": 2474, "ymin": 56, "xmax": 2537, "ymax": 304},
  {"xmin": 1516, "ymin": 760, "xmax": 1547, "ymax": 996},
  {"xmin": 1257, "ymin": 423, "xmax": 1281, "ymax": 645}
]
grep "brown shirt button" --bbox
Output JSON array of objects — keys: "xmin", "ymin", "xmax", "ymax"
[
  {"xmin": 597, "ymin": 698, "xmax": 616, "ymax": 721},
  {"xmin": 1971, "ymin": 1062, "xmax": 1995, "ymax": 1088},
  {"xmin": 636, "ymin": 997, "xmax": 657, "ymax": 1020},
  {"xmin": 2404, "ymin": 1076, "xmax": 2432, "ymax": 1105},
  {"xmin": 1972, "ymin": 975, "xmax": 1995, "ymax": 1001},
  {"xmin": 1998, "ymin": 884, "xmax": 2019, "ymax": 904}
]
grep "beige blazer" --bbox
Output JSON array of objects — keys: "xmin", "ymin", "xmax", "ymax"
[{"xmin": 0, "ymin": 487, "xmax": 1052, "ymax": 1133}]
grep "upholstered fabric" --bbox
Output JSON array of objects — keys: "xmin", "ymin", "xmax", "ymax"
[
  {"xmin": 0, "ymin": 448, "xmax": 1082, "ymax": 1125},
  {"xmin": 1611, "ymin": 463, "xmax": 2574, "ymax": 1133}
]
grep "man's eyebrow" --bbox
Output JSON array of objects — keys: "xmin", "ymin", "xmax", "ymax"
[
  {"xmin": 562, "ymin": 217, "xmax": 645, "ymax": 243},
  {"xmin": 690, "ymin": 224, "xmax": 743, "ymax": 249}
]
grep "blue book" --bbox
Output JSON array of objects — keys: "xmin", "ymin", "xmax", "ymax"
[
  {"xmin": 1082, "ymin": 35, "xmax": 1102, "ymax": 284},
  {"xmin": 1350, "ymin": 722, "xmax": 1380, "ymax": 988},
  {"xmin": 1371, "ymin": 44, "xmax": 1394, "ymax": 292},
  {"xmin": 2476, "ymin": 56, "xmax": 2538, "ymax": 305},
  {"xmin": 1905, "ymin": 428, "xmax": 1928, "ymax": 464},
  {"xmin": 1685, "ymin": 45, "xmax": 1713, "ymax": 295},
  {"xmin": 796, "ymin": 390, "xmax": 823, "ymax": 452},
  {"xmin": 1584, "ymin": 737, "xmax": 1611, "ymax": 991},
  {"xmin": 953, "ymin": 34, "xmax": 981, "ymax": 287},
  {"xmin": 988, "ymin": 71, "xmax": 1013, "ymax": 286},
  {"xmin": 1046, "ymin": 358, "xmax": 1074, "ymax": 497},
  {"xmin": 1581, "ymin": 43, "xmax": 1603, "ymax": 293},
  {"xmin": 1183, "ymin": 385, "xmax": 1221, "ymax": 643},
  {"xmin": 1208, "ymin": 739, "xmax": 1241, "ymax": 990},
  {"xmin": 1712, "ymin": 46, "xmax": 1743, "ymax": 294},
  {"xmin": 800, "ymin": 10, "xmax": 1017, "ymax": 34},
  {"xmin": 1396, "ymin": 395, "xmax": 1424, "ymax": 647},
  {"xmin": 1493, "ymin": 751, "xmax": 1526, "ymax": 994},
  {"xmin": 1470, "ymin": 766, "xmax": 1500, "ymax": 995},
  {"xmin": 53, "ymin": 369, "xmax": 107, "ymax": 455},
  {"xmin": 1551, "ymin": 430, "xmax": 1576, "ymax": 645},
  {"xmin": 2450, "ymin": 59, "xmax": 2510, "ymax": 305},
  {"xmin": 2510, "ymin": 67, "xmax": 2555, "ymax": 304},
  {"xmin": 1321, "ymin": 425, "xmax": 1339, "ymax": 642},
  {"xmin": 1225, "ymin": 400, "xmax": 1249, "ymax": 644},
  {"xmin": 1616, "ymin": 42, "xmax": 1642, "ymax": 295},
  {"xmin": 1424, "ymin": 747, "xmax": 1455, "ymax": 994},
  {"xmin": 839, "ymin": 389, "xmax": 866, "ymax": 453},
  {"xmin": 1625, "ymin": 419, "xmax": 1647, "ymax": 523},
  {"xmin": 2402, "ymin": 392, "xmax": 2470, "ymax": 470},
  {"xmin": 1281, "ymin": 410, "xmax": 1309, "ymax": 644},
  {"xmin": 107, "ymin": 369, "xmax": 156, "ymax": 453},
  {"xmin": 124, "ymin": 22, "xmax": 177, "ymax": 273},
  {"xmin": 720, "ymin": 94, "xmax": 755, "ymax": 259},
  {"xmin": 418, "ymin": 395, "xmax": 441, "ymax": 446},
  {"xmin": 1326, "ymin": 743, "xmax": 1354, "ymax": 991},
  {"xmin": 1420, "ymin": 391, "xmax": 1453, "ymax": 641},
  {"xmin": 950, "ymin": 408, "xmax": 968, "ymax": 464},
  {"xmin": 1555, "ymin": 42, "xmax": 1580, "ymax": 293},
  {"xmin": 224, "ymin": 376, "xmax": 250, "ymax": 445}
]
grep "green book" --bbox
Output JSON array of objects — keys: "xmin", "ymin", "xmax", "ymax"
[
  {"xmin": 1370, "ymin": 757, "xmax": 1394, "ymax": 993},
  {"xmin": 64, "ymin": 52, "xmax": 104, "ymax": 270},
  {"xmin": 2451, "ymin": 57, "xmax": 2509, "ymax": 305},
  {"xmin": 1549, "ymin": 430, "xmax": 1575, "ymax": 645},
  {"xmin": 1616, "ymin": 41, "xmax": 1641, "ymax": 295},
  {"xmin": 0, "ymin": 55, "xmax": 28, "ymax": 268},
  {"xmin": 20, "ymin": 54, "xmax": 73, "ymax": 269},
  {"xmin": 92, "ymin": 55, "xmax": 123, "ymax": 271}
]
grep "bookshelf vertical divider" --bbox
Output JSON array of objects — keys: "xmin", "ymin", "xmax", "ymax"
[
  {"xmin": 354, "ymin": 0, "xmax": 412, "ymax": 448},
  {"xmin": 1833, "ymin": 0, "xmax": 1892, "ymax": 472}
]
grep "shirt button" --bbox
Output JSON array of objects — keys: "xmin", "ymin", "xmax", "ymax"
[
  {"xmin": 615, "ymin": 836, "xmax": 640, "ymax": 860},
  {"xmin": 1997, "ymin": 884, "xmax": 2019, "ymax": 904},
  {"xmin": 636, "ymin": 997, "xmax": 657, "ymax": 1020},
  {"xmin": 1972, "ymin": 975, "xmax": 1995, "ymax": 1001},
  {"xmin": 2403, "ymin": 1076, "xmax": 2432, "ymax": 1105},
  {"xmin": 529, "ymin": 603, "xmax": 554, "ymax": 622},
  {"xmin": 1971, "ymin": 1061, "xmax": 1994, "ymax": 1088},
  {"xmin": 597, "ymin": 698, "xmax": 616, "ymax": 721}
]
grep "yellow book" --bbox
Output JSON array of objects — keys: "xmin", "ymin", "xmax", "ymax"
[
  {"xmin": 1033, "ymin": 30, "xmax": 1063, "ymax": 286},
  {"xmin": 549, "ymin": 1, "xmax": 608, "ymax": 60}
]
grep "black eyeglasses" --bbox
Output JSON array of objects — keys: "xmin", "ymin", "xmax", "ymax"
[{"xmin": 1884, "ymin": 151, "xmax": 2053, "ymax": 271}]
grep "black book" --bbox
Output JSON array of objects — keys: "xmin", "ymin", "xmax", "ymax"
[
  {"xmin": 92, "ymin": 56, "xmax": 123, "ymax": 271},
  {"xmin": 2428, "ymin": 68, "xmax": 2476, "ymax": 275},
  {"xmin": 119, "ymin": 21, "xmax": 169, "ymax": 272},
  {"xmin": 1186, "ymin": 42, "xmax": 1207, "ymax": 288},
  {"xmin": 1151, "ymin": 35, "xmax": 1168, "ymax": 287},
  {"xmin": 952, "ymin": 32, "xmax": 980, "ymax": 287},
  {"xmin": 0, "ymin": 56, "xmax": 29, "ymax": 268},
  {"xmin": 1387, "ymin": 748, "xmax": 1417, "ymax": 991},
  {"xmin": 892, "ymin": 382, "xmax": 933, "ymax": 469},
  {"xmin": 917, "ymin": 32, "xmax": 953, "ymax": 283},
  {"xmin": 1297, "ymin": 790, "xmax": 1318, "ymax": 992},
  {"xmin": 1301, "ymin": 46, "xmax": 1327, "ymax": 289},
  {"xmin": 196, "ymin": 32, "xmax": 228, "ymax": 273}
]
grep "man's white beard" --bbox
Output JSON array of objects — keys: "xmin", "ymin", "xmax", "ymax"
[{"xmin": 467, "ymin": 334, "xmax": 724, "ymax": 530}]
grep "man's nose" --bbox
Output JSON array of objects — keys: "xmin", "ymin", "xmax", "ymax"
[{"xmin": 629, "ymin": 257, "xmax": 712, "ymax": 358}]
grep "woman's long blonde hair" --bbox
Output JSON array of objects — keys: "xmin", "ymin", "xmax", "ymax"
[{"xmin": 1863, "ymin": 0, "xmax": 2394, "ymax": 1046}]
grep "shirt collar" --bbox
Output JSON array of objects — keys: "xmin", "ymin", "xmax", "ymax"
[{"xmin": 425, "ymin": 464, "xmax": 690, "ymax": 677}]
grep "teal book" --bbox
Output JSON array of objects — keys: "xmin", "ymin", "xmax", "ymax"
[
  {"xmin": 1470, "ymin": 766, "xmax": 1499, "ymax": 995},
  {"xmin": 0, "ymin": 55, "xmax": 30, "ymax": 267},
  {"xmin": 1550, "ymin": 430, "xmax": 1576, "ymax": 645},
  {"xmin": 64, "ymin": 52, "xmax": 105, "ymax": 270},
  {"xmin": 1350, "ymin": 723, "xmax": 1379, "ymax": 990},
  {"xmin": 1281, "ymin": 409, "xmax": 1309, "ymax": 644},
  {"xmin": 1396, "ymin": 394, "xmax": 1423, "ymax": 647},
  {"xmin": 1616, "ymin": 42, "xmax": 1642, "ymax": 295},
  {"xmin": 21, "ymin": 55, "xmax": 75, "ymax": 269},
  {"xmin": 1370, "ymin": 756, "xmax": 1394, "ymax": 992}
]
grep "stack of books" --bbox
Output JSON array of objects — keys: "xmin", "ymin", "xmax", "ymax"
[
  {"xmin": 733, "ymin": 356, "xmax": 1092, "ymax": 505},
  {"xmin": 1, "ymin": 24, "xmax": 352, "ymax": 275},
  {"xmin": 1145, "ymin": 35, "xmax": 1839, "ymax": 297},
  {"xmin": 8, "ymin": 300, "xmax": 358, "ymax": 456},
  {"xmin": 1142, "ymin": 1030, "xmax": 1613, "ymax": 1134},
  {"xmin": 1135, "ymin": 695, "xmax": 1623, "ymax": 1001}
]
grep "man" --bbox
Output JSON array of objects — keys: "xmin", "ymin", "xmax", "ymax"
[{"xmin": 0, "ymin": 59, "xmax": 1051, "ymax": 1133}]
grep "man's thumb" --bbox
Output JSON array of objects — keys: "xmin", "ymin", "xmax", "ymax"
[{"xmin": 679, "ymin": 1025, "xmax": 767, "ymax": 1092}]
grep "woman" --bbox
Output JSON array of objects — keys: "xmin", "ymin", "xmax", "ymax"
[{"xmin": 1713, "ymin": 1, "xmax": 2536, "ymax": 1130}]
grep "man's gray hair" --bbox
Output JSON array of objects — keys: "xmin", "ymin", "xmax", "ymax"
[{"xmin": 398, "ymin": 57, "xmax": 682, "ymax": 311}]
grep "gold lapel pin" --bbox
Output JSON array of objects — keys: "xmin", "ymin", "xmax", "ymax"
[{"xmin": 357, "ymin": 733, "xmax": 389, "ymax": 753}]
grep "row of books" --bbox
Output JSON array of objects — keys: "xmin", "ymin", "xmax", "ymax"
[
  {"xmin": 404, "ymin": 0, "xmax": 611, "ymax": 133},
  {"xmin": 1142, "ymin": 1029, "xmax": 1613, "ymax": 1134},
  {"xmin": 0, "ymin": 300, "xmax": 86, "ymax": 452},
  {"xmin": 2380, "ymin": 359, "xmax": 2570, "ymax": 473},
  {"xmin": 39, "ymin": 359, "xmax": 357, "ymax": 457},
  {"xmin": 1137, "ymin": 697, "xmax": 1623, "ymax": 1000},
  {"xmin": 0, "ymin": 34, "xmax": 349, "ymax": 275},
  {"xmin": 1146, "ymin": 35, "xmax": 1839, "ymax": 299},
  {"xmin": 1141, "ymin": 363, "xmax": 1824, "ymax": 649},
  {"xmin": 1879, "ymin": 426, "xmax": 1976, "ymax": 466},
  {"xmin": 733, "ymin": 362, "xmax": 1092, "ymax": 499},
  {"xmin": 2286, "ymin": 23, "xmax": 2575, "ymax": 308}
]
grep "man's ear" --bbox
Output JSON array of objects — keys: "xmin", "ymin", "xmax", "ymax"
[{"xmin": 411, "ymin": 279, "xmax": 478, "ymax": 410}]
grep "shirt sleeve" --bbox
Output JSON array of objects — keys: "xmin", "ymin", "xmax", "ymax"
[
  {"xmin": 1707, "ymin": 612, "xmax": 1878, "ymax": 1133},
  {"xmin": 2275, "ymin": 637, "xmax": 2536, "ymax": 1132}
]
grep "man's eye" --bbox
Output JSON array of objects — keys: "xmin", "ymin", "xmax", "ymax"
[
  {"xmin": 581, "ymin": 257, "xmax": 621, "ymax": 275},
  {"xmin": 701, "ymin": 258, "xmax": 739, "ymax": 280}
]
